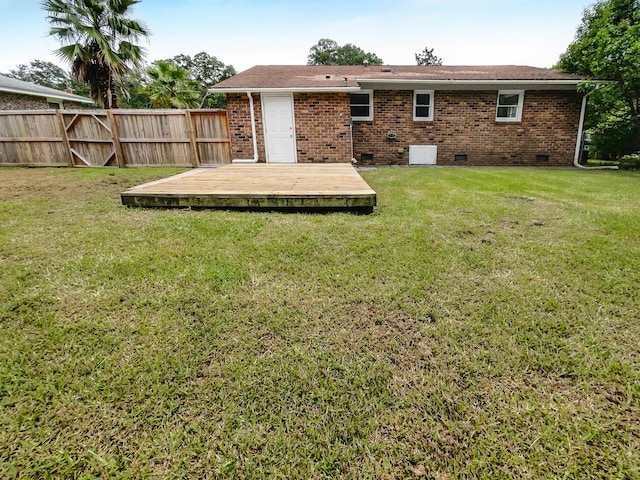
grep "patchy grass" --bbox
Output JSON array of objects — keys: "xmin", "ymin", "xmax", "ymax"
[{"xmin": 0, "ymin": 166, "xmax": 639, "ymax": 479}]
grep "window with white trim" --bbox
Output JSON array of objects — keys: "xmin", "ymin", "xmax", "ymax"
[
  {"xmin": 496, "ymin": 90, "xmax": 524, "ymax": 122},
  {"xmin": 350, "ymin": 90, "xmax": 373, "ymax": 121},
  {"xmin": 413, "ymin": 90, "xmax": 434, "ymax": 121},
  {"xmin": 46, "ymin": 97, "xmax": 63, "ymax": 110}
]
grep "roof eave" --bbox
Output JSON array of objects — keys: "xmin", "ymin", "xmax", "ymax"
[
  {"xmin": 354, "ymin": 78, "xmax": 587, "ymax": 91},
  {"xmin": 356, "ymin": 79, "xmax": 584, "ymax": 85},
  {"xmin": 0, "ymin": 86, "xmax": 94, "ymax": 103},
  {"xmin": 209, "ymin": 86, "xmax": 362, "ymax": 94}
]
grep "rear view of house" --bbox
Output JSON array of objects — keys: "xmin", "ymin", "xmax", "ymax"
[{"xmin": 211, "ymin": 65, "xmax": 586, "ymax": 167}]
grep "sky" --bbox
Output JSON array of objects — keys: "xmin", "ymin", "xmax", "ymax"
[{"xmin": 0, "ymin": 0, "xmax": 592, "ymax": 75}]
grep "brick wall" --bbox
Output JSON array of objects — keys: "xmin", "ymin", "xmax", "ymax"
[
  {"xmin": 227, "ymin": 92, "xmax": 352, "ymax": 163},
  {"xmin": 226, "ymin": 89, "xmax": 583, "ymax": 166},
  {"xmin": 227, "ymin": 93, "xmax": 262, "ymax": 160},
  {"xmin": 0, "ymin": 93, "xmax": 88, "ymax": 110},
  {"xmin": 293, "ymin": 93, "xmax": 352, "ymax": 162},
  {"xmin": 352, "ymin": 90, "xmax": 582, "ymax": 166},
  {"xmin": 0, "ymin": 93, "xmax": 49, "ymax": 110}
]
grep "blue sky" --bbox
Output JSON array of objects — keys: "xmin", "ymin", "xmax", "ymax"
[{"xmin": 0, "ymin": 0, "xmax": 591, "ymax": 75}]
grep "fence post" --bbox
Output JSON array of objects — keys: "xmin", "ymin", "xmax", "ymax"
[
  {"xmin": 107, "ymin": 110, "xmax": 126, "ymax": 168},
  {"xmin": 55, "ymin": 110, "xmax": 74, "ymax": 167},
  {"xmin": 185, "ymin": 110, "xmax": 200, "ymax": 167},
  {"xmin": 223, "ymin": 110, "xmax": 233, "ymax": 162}
]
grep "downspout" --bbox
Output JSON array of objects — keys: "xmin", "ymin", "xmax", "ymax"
[
  {"xmin": 232, "ymin": 91, "xmax": 259, "ymax": 163},
  {"xmin": 349, "ymin": 118, "xmax": 357, "ymax": 164},
  {"xmin": 573, "ymin": 89, "xmax": 618, "ymax": 170}
]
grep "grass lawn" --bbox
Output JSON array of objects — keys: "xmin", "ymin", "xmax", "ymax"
[{"xmin": 1, "ymin": 166, "xmax": 639, "ymax": 479}]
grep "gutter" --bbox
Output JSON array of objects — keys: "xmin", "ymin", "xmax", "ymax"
[
  {"xmin": 355, "ymin": 79, "xmax": 583, "ymax": 86},
  {"xmin": 0, "ymin": 87, "xmax": 93, "ymax": 103},
  {"xmin": 232, "ymin": 91, "xmax": 259, "ymax": 163},
  {"xmin": 211, "ymin": 86, "xmax": 361, "ymax": 94},
  {"xmin": 573, "ymin": 88, "xmax": 618, "ymax": 170}
]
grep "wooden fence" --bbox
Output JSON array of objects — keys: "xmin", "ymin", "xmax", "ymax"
[{"xmin": 0, "ymin": 109, "xmax": 232, "ymax": 167}]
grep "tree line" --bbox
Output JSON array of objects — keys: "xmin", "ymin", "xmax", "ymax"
[{"xmin": 1, "ymin": 0, "xmax": 637, "ymax": 159}]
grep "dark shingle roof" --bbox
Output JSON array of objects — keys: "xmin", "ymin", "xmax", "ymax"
[
  {"xmin": 0, "ymin": 74, "xmax": 93, "ymax": 103},
  {"xmin": 212, "ymin": 65, "xmax": 585, "ymax": 91}
]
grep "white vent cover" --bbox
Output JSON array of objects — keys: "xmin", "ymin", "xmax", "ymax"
[{"xmin": 409, "ymin": 145, "xmax": 437, "ymax": 165}]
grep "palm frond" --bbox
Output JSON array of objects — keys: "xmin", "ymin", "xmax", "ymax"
[{"xmin": 43, "ymin": 0, "xmax": 150, "ymax": 108}]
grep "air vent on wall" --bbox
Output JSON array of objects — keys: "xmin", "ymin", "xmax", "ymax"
[
  {"xmin": 536, "ymin": 155, "xmax": 549, "ymax": 162},
  {"xmin": 454, "ymin": 154, "xmax": 468, "ymax": 162}
]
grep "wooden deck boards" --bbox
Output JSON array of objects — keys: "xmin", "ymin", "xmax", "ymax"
[{"xmin": 121, "ymin": 163, "xmax": 377, "ymax": 211}]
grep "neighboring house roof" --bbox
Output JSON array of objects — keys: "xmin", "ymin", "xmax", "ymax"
[
  {"xmin": 0, "ymin": 74, "xmax": 94, "ymax": 104},
  {"xmin": 211, "ymin": 65, "xmax": 587, "ymax": 93}
]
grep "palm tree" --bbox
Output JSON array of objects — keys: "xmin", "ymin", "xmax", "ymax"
[
  {"xmin": 42, "ymin": 0, "xmax": 150, "ymax": 108},
  {"xmin": 141, "ymin": 61, "xmax": 201, "ymax": 109}
]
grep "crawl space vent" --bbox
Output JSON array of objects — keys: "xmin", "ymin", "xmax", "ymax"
[{"xmin": 409, "ymin": 145, "xmax": 437, "ymax": 165}]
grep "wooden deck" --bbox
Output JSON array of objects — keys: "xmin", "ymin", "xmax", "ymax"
[{"xmin": 121, "ymin": 163, "xmax": 376, "ymax": 212}]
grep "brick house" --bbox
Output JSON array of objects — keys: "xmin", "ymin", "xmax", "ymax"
[
  {"xmin": 0, "ymin": 74, "xmax": 93, "ymax": 110},
  {"xmin": 211, "ymin": 65, "xmax": 588, "ymax": 167}
]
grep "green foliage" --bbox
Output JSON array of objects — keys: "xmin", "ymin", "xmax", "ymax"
[
  {"xmin": 116, "ymin": 67, "xmax": 151, "ymax": 108},
  {"xmin": 589, "ymin": 109, "xmax": 637, "ymax": 159},
  {"xmin": 3, "ymin": 59, "xmax": 92, "ymax": 98},
  {"xmin": 42, "ymin": 0, "xmax": 150, "ymax": 108},
  {"xmin": 165, "ymin": 52, "xmax": 236, "ymax": 108},
  {"xmin": 4, "ymin": 60, "xmax": 70, "ymax": 90},
  {"xmin": 415, "ymin": 46, "xmax": 443, "ymax": 66},
  {"xmin": 557, "ymin": 0, "xmax": 640, "ymax": 157},
  {"xmin": 141, "ymin": 61, "xmax": 201, "ymax": 109},
  {"xmin": 307, "ymin": 38, "xmax": 384, "ymax": 65},
  {"xmin": 619, "ymin": 153, "xmax": 640, "ymax": 169}
]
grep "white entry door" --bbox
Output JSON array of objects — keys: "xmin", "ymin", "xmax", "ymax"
[{"xmin": 262, "ymin": 94, "xmax": 297, "ymax": 163}]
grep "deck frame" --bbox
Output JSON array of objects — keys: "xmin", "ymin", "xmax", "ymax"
[{"xmin": 121, "ymin": 164, "xmax": 377, "ymax": 212}]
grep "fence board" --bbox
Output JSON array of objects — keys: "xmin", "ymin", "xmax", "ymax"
[{"xmin": 0, "ymin": 109, "xmax": 231, "ymax": 167}]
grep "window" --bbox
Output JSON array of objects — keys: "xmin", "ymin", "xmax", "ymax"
[
  {"xmin": 46, "ymin": 97, "xmax": 63, "ymax": 110},
  {"xmin": 350, "ymin": 90, "xmax": 373, "ymax": 121},
  {"xmin": 496, "ymin": 90, "xmax": 524, "ymax": 122},
  {"xmin": 413, "ymin": 90, "xmax": 434, "ymax": 121}
]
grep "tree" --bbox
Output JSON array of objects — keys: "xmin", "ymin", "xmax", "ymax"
[
  {"xmin": 556, "ymin": 0, "xmax": 640, "ymax": 157},
  {"xmin": 117, "ymin": 66, "xmax": 151, "ymax": 108},
  {"xmin": 415, "ymin": 46, "xmax": 442, "ymax": 66},
  {"xmin": 141, "ymin": 60, "xmax": 201, "ymax": 109},
  {"xmin": 3, "ymin": 59, "xmax": 92, "ymax": 98},
  {"xmin": 42, "ymin": 0, "xmax": 150, "ymax": 109},
  {"xmin": 307, "ymin": 38, "xmax": 383, "ymax": 65},
  {"xmin": 4, "ymin": 60, "xmax": 70, "ymax": 90},
  {"xmin": 167, "ymin": 52, "xmax": 236, "ymax": 108}
]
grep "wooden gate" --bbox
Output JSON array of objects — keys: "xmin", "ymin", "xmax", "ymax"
[{"xmin": 62, "ymin": 111, "xmax": 120, "ymax": 167}]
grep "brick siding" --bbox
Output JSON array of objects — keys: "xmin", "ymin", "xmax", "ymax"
[
  {"xmin": 0, "ymin": 92, "xmax": 88, "ymax": 111},
  {"xmin": 225, "ymin": 89, "xmax": 582, "ymax": 166},
  {"xmin": 227, "ymin": 92, "xmax": 352, "ymax": 162},
  {"xmin": 353, "ymin": 90, "xmax": 582, "ymax": 166},
  {"xmin": 0, "ymin": 93, "xmax": 50, "ymax": 110}
]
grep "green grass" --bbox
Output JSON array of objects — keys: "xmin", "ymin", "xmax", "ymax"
[{"xmin": 1, "ymin": 166, "xmax": 639, "ymax": 479}]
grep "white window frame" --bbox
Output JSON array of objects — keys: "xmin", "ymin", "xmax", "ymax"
[
  {"xmin": 46, "ymin": 97, "xmax": 63, "ymax": 110},
  {"xmin": 496, "ymin": 90, "xmax": 524, "ymax": 122},
  {"xmin": 350, "ymin": 89, "xmax": 373, "ymax": 121},
  {"xmin": 413, "ymin": 90, "xmax": 434, "ymax": 121}
]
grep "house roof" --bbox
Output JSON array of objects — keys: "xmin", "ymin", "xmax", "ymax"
[
  {"xmin": 211, "ymin": 65, "xmax": 587, "ymax": 93},
  {"xmin": 0, "ymin": 74, "xmax": 94, "ymax": 104}
]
